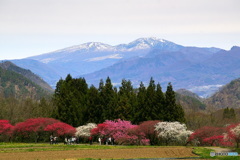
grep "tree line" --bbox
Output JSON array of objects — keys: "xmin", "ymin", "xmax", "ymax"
[{"xmin": 52, "ymin": 75, "xmax": 185, "ymax": 127}]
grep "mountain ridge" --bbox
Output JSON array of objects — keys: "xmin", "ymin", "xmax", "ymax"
[
  {"xmin": 0, "ymin": 62, "xmax": 52, "ymax": 99},
  {"xmin": 5, "ymin": 37, "xmax": 231, "ymax": 97},
  {"xmin": 0, "ymin": 61, "xmax": 53, "ymax": 92},
  {"xmin": 205, "ymin": 78, "xmax": 240, "ymax": 109}
]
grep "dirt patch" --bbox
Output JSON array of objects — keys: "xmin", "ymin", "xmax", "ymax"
[{"xmin": 0, "ymin": 147, "xmax": 198, "ymax": 160}]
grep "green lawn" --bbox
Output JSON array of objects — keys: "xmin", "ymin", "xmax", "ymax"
[{"xmin": 0, "ymin": 142, "xmax": 165, "ymax": 153}]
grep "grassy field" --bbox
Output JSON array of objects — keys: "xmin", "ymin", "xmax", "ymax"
[
  {"xmin": 0, "ymin": 143, "xmax": 239, "ymax": 160},
  {"xmin": 0, "ymin": 142, "xmax": 174, "ymax": 153}
]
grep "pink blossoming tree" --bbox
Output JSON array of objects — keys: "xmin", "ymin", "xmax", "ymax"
[{"xmin": 91, "ymin": 119, "xmax": 149, "ymax": 145}]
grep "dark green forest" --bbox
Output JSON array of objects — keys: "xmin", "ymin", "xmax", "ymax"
[{"xmin": 52, "ymin": 75, "xmax": 185, "ymax": 127}]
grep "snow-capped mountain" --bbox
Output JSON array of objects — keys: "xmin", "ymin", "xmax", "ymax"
[
  {"xmin": 116, "ymin": 37, "xmax": 183, "ymax": 51},
  {"xmin": 10, "ymin": 37, "xmax": 232, "ymax": 98},
  {"xmin": 10, "ymin": 37, "xmax": 182, "ymax": 86},
  {"xmin": 29, "ymin": 37, "xmax": 182, "ymax": 64},
  {"xmin": 51, "ymin": 42, "xmax": 115, "ymax": 54}
]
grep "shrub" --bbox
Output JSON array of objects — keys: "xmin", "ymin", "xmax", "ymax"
[
  {"xmin": 225, "ymin": 123, "xmax": 240, "ymax": 148},
  {"xmin": 138, "ymin": 120, "xmax": 160, "ymax": 145},
  {"xmin": 13, "ymin": 118, "xmax": 60, "ymax": 142},
  {"xmin": 91, "ymin": 119, "xmax": 149, "ymax": 145},
  {"xmin": 189, "ymin": 126, "xmax": 229, "ymax": 146},
  {"xmin": 44, "ymin": 122, "xmax": 76, "ymax": 137},
  {"xmin": 76, "ymin": 123, "xmax": 97, "ymax": 137},
  {"xmin": 0, "ymin": 120, "xmax": 13, "ymax": 141},
  {"xmin": 155, "ymin": 121, "xmax": 192, "ymax": 145}
]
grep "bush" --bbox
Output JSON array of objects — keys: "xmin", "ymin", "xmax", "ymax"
[
  {"xmin": 91, "ymin": 119, "xmax": 149, "ymax": 145},
  {"xmin": 0, "ymin": 120, "xmax": 13, "ymax": 142},
  {"xmin": 155, "ymin": 121, "xmax": 192, "ymax": 145}
]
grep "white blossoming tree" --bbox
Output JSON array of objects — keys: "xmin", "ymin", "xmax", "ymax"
[
  {"xmin": 75, "ymin": 123, "xmax": 97, "ymax": 137},
  {"xmin": 154, "ymin": 121, "xmax": 192, "ymax": 145},
  {"xmin": 228, "ymin": 124, "xmax": 240, "ymax": 148}
]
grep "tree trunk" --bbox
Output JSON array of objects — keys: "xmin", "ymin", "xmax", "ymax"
[
  {"xmin": 211, "ymin": 140, "xmax": 216, "ymax": 146},
  {"xmin": 35, "ymin": 134, "xmax": 39, "ymax": 143}
]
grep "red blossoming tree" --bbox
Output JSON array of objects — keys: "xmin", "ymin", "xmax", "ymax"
[
  {"xmin": 226, "ymin": 123, "xmax": 240, "ymax": 148},
  {"xmin": 13, "ymin": 118, "xmax": 60, "ymax": 142},
  {"xmin": 0, "ymin": 120, "xmax": 13, "ymax": 141},
  {"xmin": 138, "ymin": 120, "xmax": 160, "ymax": 145},
  {"xmin": 44, "ymin": 122, "xmax": 76, "ymax": 137},
  {"xmin": 91, "ymin": 123, "xmax": 109, "ymax": 136},
  {"xmin": 189, "ymin": 126, "xmax": 226, "ymax": 146}
]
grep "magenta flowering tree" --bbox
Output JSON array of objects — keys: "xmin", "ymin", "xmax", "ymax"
[
  {"xmin": 13, "ymin": 118, "xmax": 60, "ymax": 142},
  {"xmin": 91, "ymin": 119, "xmax": 149, "ymax": 145},
  {"xmin": 0, "ymin": 120, "xmax": 13, "ymax": 141},
  {"xmin": 44, "ymin": 122, "xmax": 76, "ymax": 137}
]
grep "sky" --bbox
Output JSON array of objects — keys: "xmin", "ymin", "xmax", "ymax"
[{"xmin": 0, "ymin": 0, "xmax": 240, "ymax": 60}]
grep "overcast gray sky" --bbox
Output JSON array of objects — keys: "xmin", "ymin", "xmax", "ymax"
[{"xmin": 0, "ymin": 0, "xmax": 240, "ymax": 60}]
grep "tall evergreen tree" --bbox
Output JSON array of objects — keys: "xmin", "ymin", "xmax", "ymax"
[
  {"xmin": 101, "ymin": 77, "xmax": 116, "ymax": 120},
  {"xmin": 53, "ymin": 75, "xmax": 89, "ymax": 126},
  {"xmin": 86, "ymin": 85, "xmax": 100, "ymax": 123},
  {"xmin": 134, "ymin": 82, "xmax": 147, "ymax": 123},
  {"xmin": 145, "ymin": 77, "xmax": 156, "ymax": 120},
  {"xmin": 116, "ymin": 79, "xmax": 136, "ymax": 120},
  {"xmin": 153, "ymin": 83, "xmax": 165, "ymax": 120},
  {"xmin": 97, "ymin": 79, "xmax": 105, "ymax": 123},
  {"xmin": 73, "ymin": 78, "xmax": 88, "ymax": 125},
  {"xmin": 165, "ymin": 82, "xmax": 185, "ymax": 122},
  {"xmin": 165, "ymin": 82, "xmax": 176, "ymax": 121},
  {"xmin": 223, "ymin": 107, "xmax": 236, "ymax": 119}
]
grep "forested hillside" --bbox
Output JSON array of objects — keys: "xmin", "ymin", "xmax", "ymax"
[
  {"xmin": 0, "ymin": 61, "xmax": 53, "ymax": 92},
  {"xmin": 205, "ymin": 78, "xmax": 240, "ymax": 109},
  {"xmin": 0, "ymin": 66, "xmax": 50, "ymax": 99},
  {"xmin": 176, "ymin": 93, "xmax": 206, "ymax": 111}
]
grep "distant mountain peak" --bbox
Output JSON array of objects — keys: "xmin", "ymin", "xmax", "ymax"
[
  {"xmin": 116, "ymin": 37, "xmax": 182, "ymax": 51},
  {"xmin": 79, "ymin": 42, "xmax": 114, "ymax": 51},
  {"xmin": 230, "ymin": 46, "xmax": 240, "ymax": 51},
  {"xmin": 128, "ymin": 37, "xmax": 168, "ymax": 47},
  {"xmin": 135, "ymin": 37, "xmax": 167, "ymax": 43},
  {"xmin": 0, "ymin": 61, "xmax": 16, "ymax": 68},
  {"xmin": 55, "ymin": 42, "xmax": 115, "ymax": 53}
]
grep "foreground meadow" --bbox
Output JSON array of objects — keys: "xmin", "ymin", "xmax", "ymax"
[
  {"xmin": 0, "ymin": 143, "xmax": 197, "ymax": 159},
  {"xmin": 0, "ymin": 143, "xmax": 239, "ymax": 160}
]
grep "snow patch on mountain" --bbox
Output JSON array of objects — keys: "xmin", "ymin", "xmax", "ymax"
[
  {"xmin": 41, "ymin": 58, "xmax": 56, "ymax": 64},
  {"xmin": 116, "ymin": 37, "xmax": 182, "ymax": 51},
  {"xmin": 51, "ymin": 42, "xmax": 115, "ymax": 53},
  {"xmin": 85, "ymin": 54, "xmax": 122, "ymax": 62}
]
